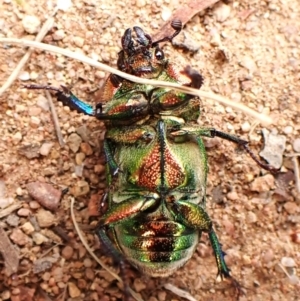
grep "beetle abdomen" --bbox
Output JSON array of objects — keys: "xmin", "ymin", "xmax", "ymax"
[{"xmin": 114, "ymin": 221, "xmax": 199, "ymax": 277}]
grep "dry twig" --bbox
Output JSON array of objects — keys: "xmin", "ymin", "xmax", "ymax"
[
  {"xmin": 0, "ymin": 38, "xmax": 273, "ymax": 126},
  {"xmin": 45, "ymin": 90, "xmax": 65, "ymax": 147}
]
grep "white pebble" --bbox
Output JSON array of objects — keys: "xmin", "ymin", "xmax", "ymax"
[
  {"xmin": 241, "ymin": 121, "xmax": 251, "ymax": 132},
  {"xmin": 57, "ymin": 0, "xmax": 72, "ymax": 11},
  {"xmin": 22, "ymin": 15, "xmax": 41, "ymax": 34},
  {"xmin": 283, "ymin": 126, "xmax": 293, "ymax": 135},
  {"xmin": 73, "ymin": 36, "xmax": 85, "ymax": 47},
  {"xmin": 30, "ymin": 71, "xmax": 39, "ymax": 80},
  {"xmin": 161, "ymin": 7, "xmax": 172, "ymax": 21},
  {"xmin": 281, "ymin": 257, "xmax": 296, "ymax": 268},
  {"xmin": 213, "ymin": 3, "xmax": 231, "ymax": 22},
  {"xmin": 53, "ymin": 29, "xmax": 65, "ymax": 40},
  {"xmin": 12, "ymin": 132, "xmax": 22, "ymax": 144},
  {"xmin": 40, "ymin": 142, "xmax": 54, "ymax": 156},
  {"xmin": 16, "ymin": 187, "xmax": 23, "ymax": 196},
  {"xmin": 36, "ymin": 95, "xmax": 50, "ymax": 111},
  {"xmin": 293, "ymin": 138, "xmax": 300, "ymax": 152},
  {"xmin": 18, "ymin": 71, "xmax": 30, "ymax": 81}
]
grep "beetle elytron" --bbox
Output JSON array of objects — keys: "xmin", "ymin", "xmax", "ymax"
[{"xmin": 26, "ymin": 19, "xmax": 275, "ymax": 298}]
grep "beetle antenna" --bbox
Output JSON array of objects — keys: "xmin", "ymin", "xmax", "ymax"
[{"xmin": 152, "ymin": 19, "xmax": 182, "ymax": 46}]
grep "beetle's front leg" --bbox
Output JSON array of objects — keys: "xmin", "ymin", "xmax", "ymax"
[{"xmin": 169, "ymin": 200, "xmax": 243, "ymax": 295}]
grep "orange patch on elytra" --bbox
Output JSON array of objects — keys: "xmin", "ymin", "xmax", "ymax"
[{"xmin": 137, "ymin": 142, "xmax": 185, "ymax": 191}]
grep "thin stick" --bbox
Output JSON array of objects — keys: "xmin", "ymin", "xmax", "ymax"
[
  {"xmin": 0, "ymin": 18, "xmax": 54, "ymax": 97},
  {"xmin": 45, "ymin": 90, "xmax": 65, "ymax": 147},
  {"xmin": 0, "ymin": 38, "xmax": 273, "ymax": 127}
]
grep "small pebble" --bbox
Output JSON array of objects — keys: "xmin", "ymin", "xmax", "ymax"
[
  {"xmin": 36, "ymin": 209, "xmax": 56, "ymax": 228},
  {"xmin": 293, "ymin": 138, "xmax": 300, "ymax": 152},
  {"xmin": 241, "ymin": 121, "xmax": 251, "ymax": 132},
  {"xmin": 53, "ymin": 29, "xmax": 65, "ymax": 40},
  {"xmin": 68, "ymin": 133, "xmax": 82, "ymax": 153},
  {"xmin": 213, "ymin": 2, "xmax": 231, "ymax": 22},
  {"xmin": 68, "ymin": 282, "xmax": 81, "ymax": 298},
  {"xmin": 80, "ymin": 142, "xmax": 93, "ymax": 155},
  {"xmin": 29, "ymin": 201, "xmax": 41, "ymax": 209},
  {"xmin": 20, "ymin": 222, "xmax": 35, "ymax": 235},
  {"xmin": 136, "ymin": 0, "xmax": 146, "ymax": 8},
  {"xmin": 259, "ymin": 129, "xmax": 286, "ymax": 168},
  {"xmin": 12, "ymin": 132, "xmax": 22, "ymax": 144},
  {"xmin": 22, "ymin": 15, "xmax": 41, "ymax": 34},
  {"xmin": 36, "ymin": 95, "xmax": 50, "ymax": 111},
  {"xmin": 133, "ymin": 279, "xmax": 146, "ymax": 292},
  {"xmin": 161, "ymin": 7, "xmax": 172, "ymax": 21},
  {"xmin": 246, "ymin": 211, "xmax": 257, "ymax": 223},
  {"xmin": 283, "ymin": 126, "xmax": 293, "ymax": 135},
  {"xmin": 94, "ymin": 164, "xmax": 105, "ymax": 174},
  {"xmin": 239, "ymin": 56, "xmax": 257, "ymax": 73},
  {"xmin": 30, "ymin": 71, "xmax": 39, "ymax": 80},
  {"xmin": 262, "ymin": 249, "xmax": 274, "ymax": 263},
  {"xmin": 17, "ymin": 208, "xmax": 31, "ymax": 217},
  {"xmin": 281, "ymin": 257, "xmax": 296, "ymax": 268},
  {"xmin": 95, "ymin": 70, "xmax": 106, "ymax": 79},
  {"xmin": 250, "ymin": 174, "xmax": 275, "ymax": 192},
  {"xmin": 61, "ymin": 246, "xmax": 74, "ymax": 260},
  {"xmin": 74, "ymin": 165, "xmax": 84, "ymax": 177},
  {"xmin": 10, "ymin": 228, "xmax": 29, "ymax": 246},
  {"xmin": 242, "ymin": 255, "xmax": 251, "ymax": 265},
  {"xmin": 15, "ymin": 187, "xmax": 23, "ymax": 196},
  {"xmin": 32, "ymin": 232, "xmax": 48, "ymax": 245},
  {"xmin": 227, "ymin": 191, "xmax": 238, "ymax": 201},
  {"xmin": 283, "ymin": 202, "xmax": 299, "ymax": 215},
  {"xmin": 83, "ymin": 258, "xmax": 93, "ymax": 268},
  {"xmin": 73, "ymin": 36, "xmax": 85, "ymax": 47},
  {"xmin": 75, "ymin": 152, "xmax": 86, "ymax": 165},
  {"xmin": 71, "ymin": 180, "xmax": 90, "ymax": 197},
  {"xmin": 85, "ymin": 268, "xmax": 95, "ymax": 280},
  {"xmin": 39, "ymin": 142, "xmax": 54, "ymax": 156},
  {"xmin": 28, "ymin": 107, "xmax": 42, "ymax": 116},
  {"xmin": 52, "ymin": 267, "xmax": 63, "ymax": 282},
  {"xmin": 157, "ymin": 290, "xmax": 167, "ymax": 301},
  {"xmin": 26, "ymin": 182, "xmax": 62, "ymax": 211},
  {"xmin": 56, "ymin": 0, "xmax": 72, "ymax": 11},
  {"xmin": 1, "ymin": 290, "xmax": 11, "ymax": 300},
  {"xmin": 18, "ymin": 71, "xmax": 30, "ymax": 81},
  {"xmin": 6, "ymin": 214, "xmax": 19, "ymax": 227}
]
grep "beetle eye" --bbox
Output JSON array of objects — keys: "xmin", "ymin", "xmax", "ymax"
[{"xmin": 155, "ymin": 47, "xmax": 164, "ymax": 60}]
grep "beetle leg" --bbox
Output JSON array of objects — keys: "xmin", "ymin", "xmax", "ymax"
[
  {"xmin": 97, "ymin": 228, "xmax": 132, "ymax": 300},
  {"xmin": 171, "ymin": 126, "xmax": 277, "ymax": 173},
  {"xmin": 24, "ymin": 84, "xmax": 95, "ymax": 116},
  {"xmin": 104, "ymin": 139, "xmax": 120, "ymax": 177},
  {"xmin": 169, "ymin": 200, "xmax": 236, "ymax": 282}
]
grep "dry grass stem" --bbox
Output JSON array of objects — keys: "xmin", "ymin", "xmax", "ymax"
[{"xmin": 0, "ymin": 38, "xmax": 272, "ymax": 126}]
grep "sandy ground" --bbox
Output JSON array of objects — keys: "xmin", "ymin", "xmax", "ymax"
[{"xmin": 0, "ymin": 0, "xmax": 299, "ymax": 301}]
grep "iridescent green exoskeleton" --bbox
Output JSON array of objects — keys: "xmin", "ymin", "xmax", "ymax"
[{"xmin": 26, "ymin": 19, "xmax": 276, "ymax": 299}]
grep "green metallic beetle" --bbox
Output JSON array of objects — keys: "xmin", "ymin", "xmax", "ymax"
[{"xmin": 26, "ymin": 19, "xmax": 275, "ymax": 298}]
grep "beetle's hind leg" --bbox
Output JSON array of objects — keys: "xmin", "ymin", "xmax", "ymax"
[
  {"xmin": 170, "ymin": 200, "xmax": 245, "ymax": 298},
  {"xmin": 97, "ymin": 228, "xmax": 132, "ymax": 301}
]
